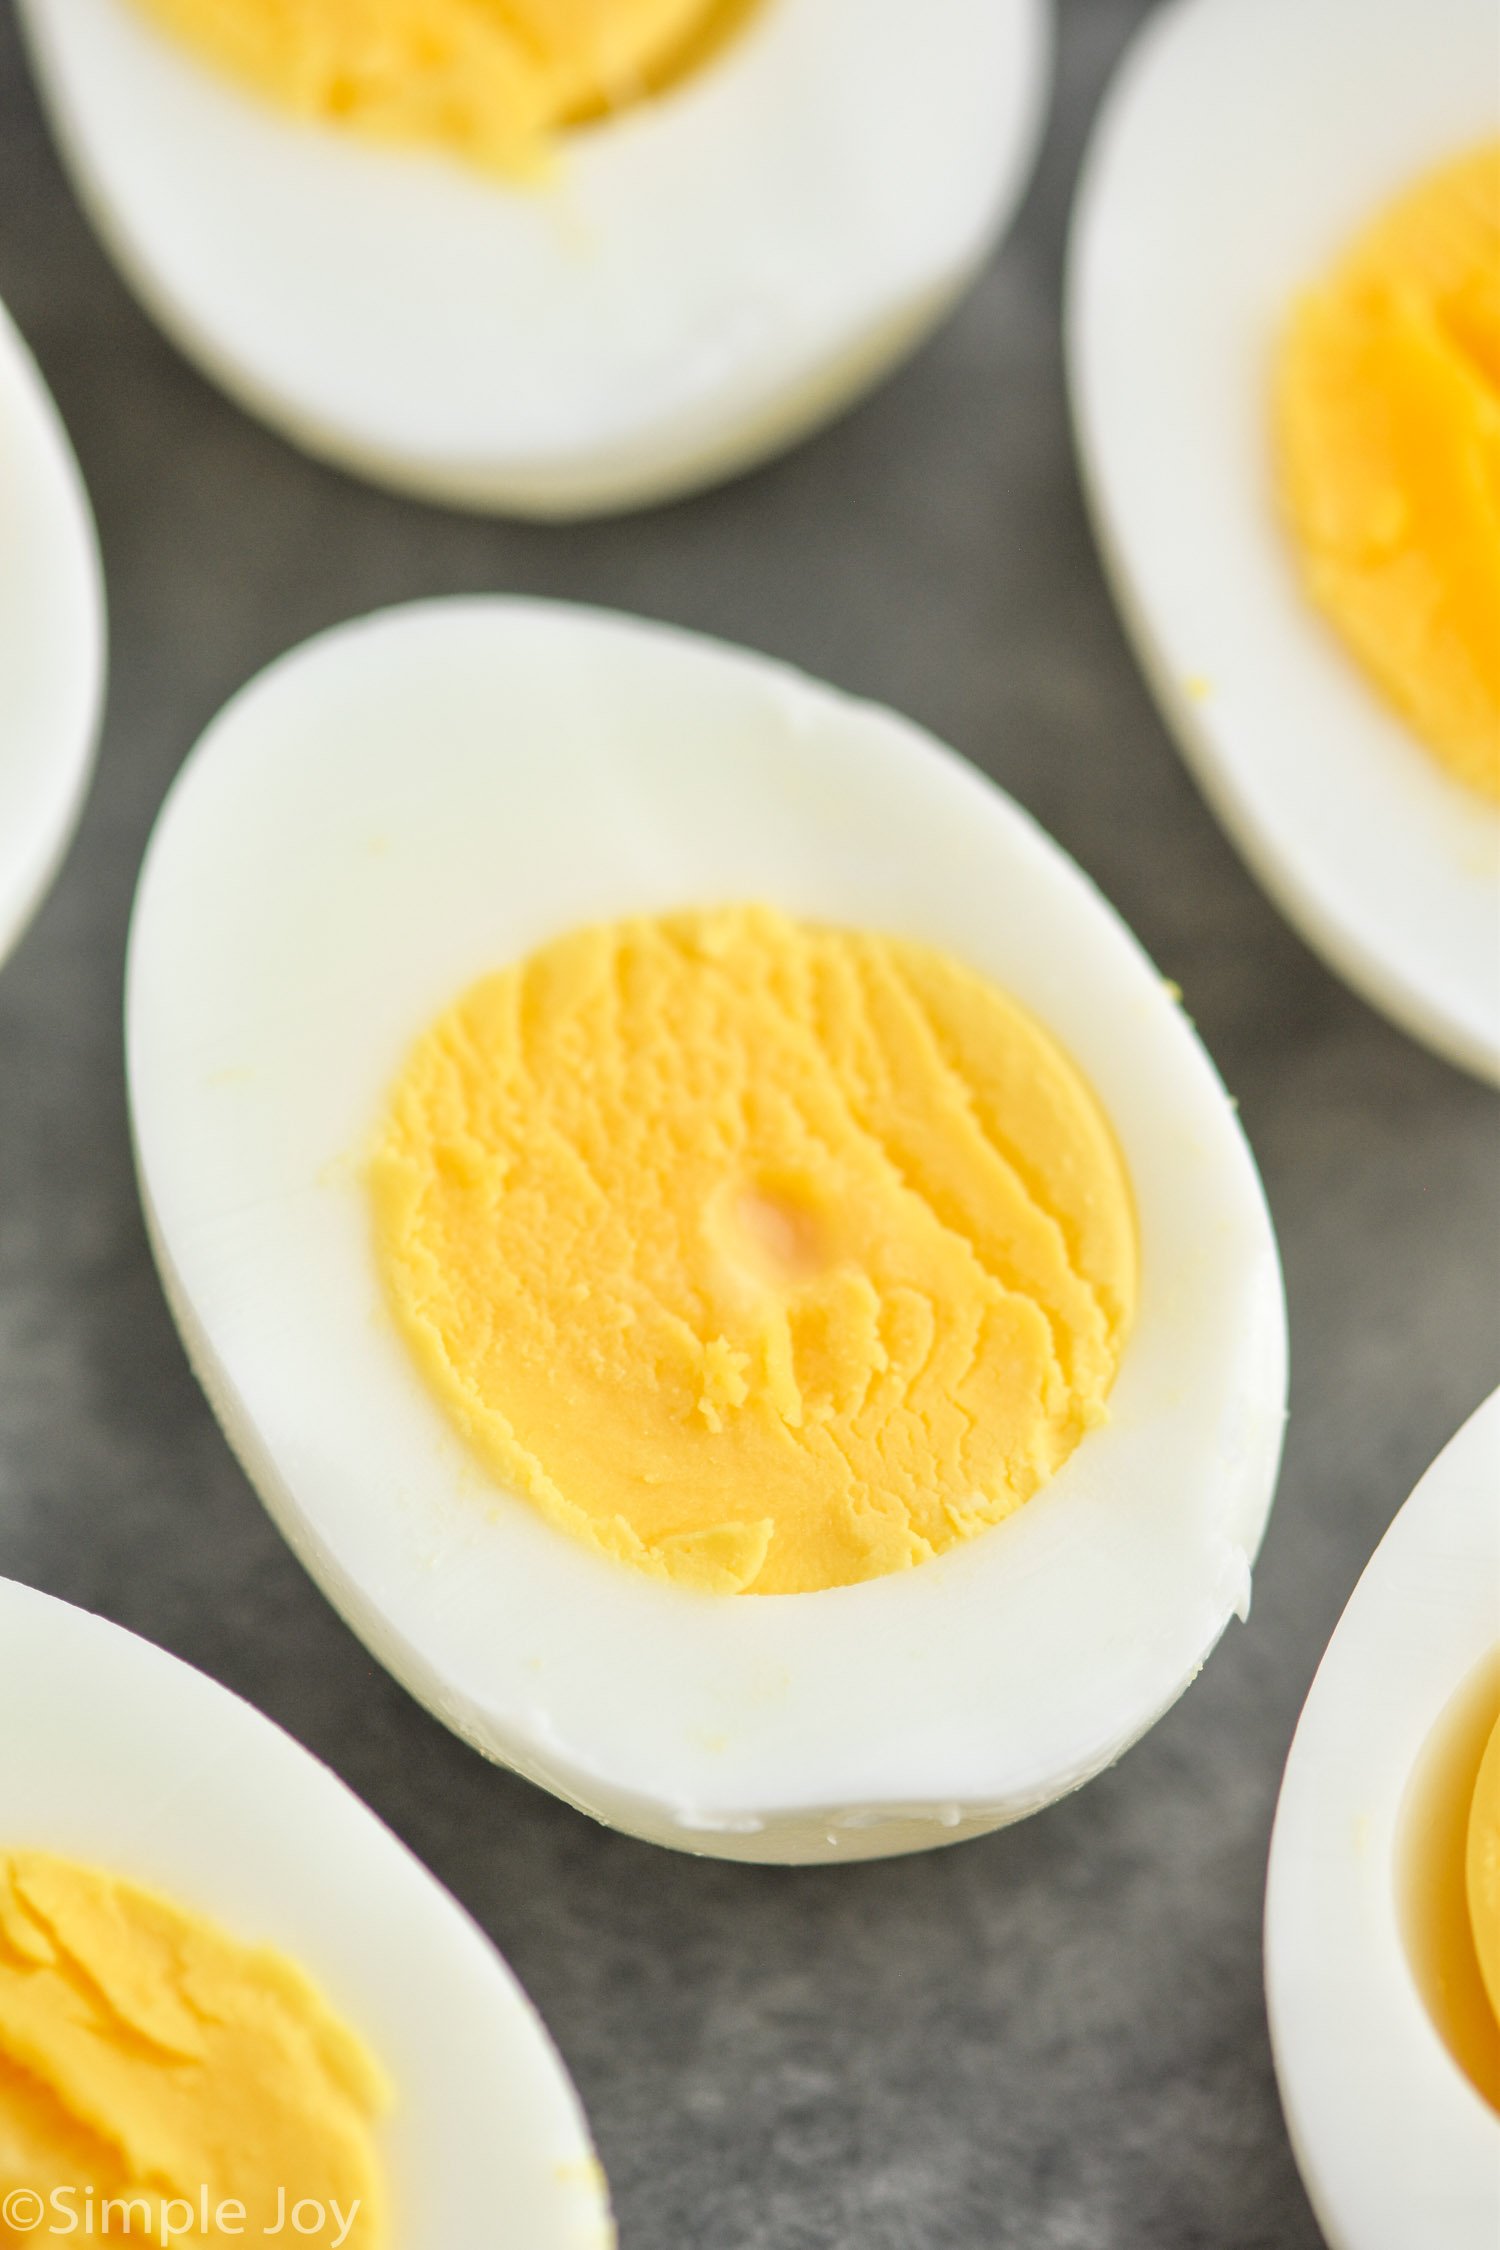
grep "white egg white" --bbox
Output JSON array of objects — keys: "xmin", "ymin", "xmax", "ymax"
[
  {"xmin": 125, "ymin": 597, "xmax": 1286, "ymax": 1862},
  {"xmin": 0, "ymin": 296, "xmax": 104, "ymax": 971},
  {"xmin": 18, "ymin": 0, "xmax": 1049, "ymax": 517},
  {"xmin": 0, "ymin": 1574, "xmax": 614, "ymax": 2247},
  {"xmin": 1265, "ymin": 1389, "xmax": 1500, "ymax": 2250},
  {"xmin": 1067, "ymin": 0, "xmax": 1500, "ymax": 1082}
]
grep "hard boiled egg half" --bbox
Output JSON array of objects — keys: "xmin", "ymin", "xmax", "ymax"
[
  {"xmin": 0, "ymin": 1573, "xmax": 614, "ymax": 2245},
  {"xmin": 1068, "ymin": 0, "xmax": 1500, "ymax": 1081},
  {"xmin": 18, "ymin": 0, "xmax": 1050, "ymax": 516},
  {"xmin": 0, "ymin": 296, "xmax": 104, "ymax": 971},
  {"xmin": 126, "ymin": 597, "xmax": 1286, "ymax": 1862},
  {"xmin": 1266, "ymin": 1389, "xmax": 1500, "ymax": 2250}
]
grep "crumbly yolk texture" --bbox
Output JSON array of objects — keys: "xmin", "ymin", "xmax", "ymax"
[
  {"xmin": 1467, "ymin": 1706, "xmax": 1500, "ymax": 2035},
  {"xmin": 1274, "ymin": 142, "xmax": 1500, "ymax": 799},
  {"xmin": 130, "ymin": 0, "xmax": 743, "ymax": 175},
  {"xmin": 0, "ymin": 1853, "xmax": 389, "ymax": 2247},
  {"xmin": 370, "ymin": 905, "xmax": 1137, "ymax": 1597}
]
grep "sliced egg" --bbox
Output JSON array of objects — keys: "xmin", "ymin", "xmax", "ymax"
[
  {"xmin": 0, "ymin": 1572, "xmax": 613, "ymax": 2247},
  {"xmin": 126, "ymin": 597, "xmax": 1286, "ymax": 1862},
  {"xmin": 18, "ymin": 0, "xmax": 1050, "ymax": 516},
  {"xmin": 0, "ymin": 296, "xmax": 104, "ymax": 970},
  {"xmin": 1068, "ymin": 0, "xmax": 1500, "ymax": 1082},
  {"xmin": 1265, "ymin": 1388, "xmax": 1500, "ymax": 2250}
]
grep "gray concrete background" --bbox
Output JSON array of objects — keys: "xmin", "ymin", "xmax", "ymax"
[{"xmin": 2, "ymin": 3, "xmax": 1496, "ymax": 2244}]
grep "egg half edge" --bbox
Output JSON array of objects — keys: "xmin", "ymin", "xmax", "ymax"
[
  {"xmin": 126, "ymin": 597, "xmax": 1287, "ymax": 1861},
  {"xmin": 1067, "ymin": 0, "xmax": 1500, "ymax": 1081},
  {"xmin": 0, "ymin": 1573, "xmax": 615, "ymax": 2246},
  {"xmin": 0, "ymin": 296, "xmax": 105, "ymax": 971},
  {"xmin": 20, "ymin": 0, "xmax": 1052, "ymax": 516},
  {"xmin": 1265, "ymin": 1388, "xmax": 1500, "ymax": 2250}
]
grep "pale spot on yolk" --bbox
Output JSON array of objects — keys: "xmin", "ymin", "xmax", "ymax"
[{"xmin": 718, "ymin": 1184, "xmax": 833, "ymax": 1291}]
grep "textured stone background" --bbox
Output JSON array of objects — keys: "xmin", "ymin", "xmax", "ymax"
[{"xmin": 2, "ymin": 3, "xmax": 1496, "ymax": 2244}]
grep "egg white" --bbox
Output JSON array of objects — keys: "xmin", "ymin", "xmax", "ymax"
[
  {"xmin": 0, "ymin": 296, "xmax": 104, "ymax": 971},
  {"xmin": 18, "ymin": 0, "xmax": 1050, "ymax": 517},
  {"xmin": 126, "ymin": 597, "xmax": 1286, "ymax": 1862},
  {"xmin": 1067, "ymin": 0, "xmax": 1500, "ymax": 1083},
  {"xmin": 1265, "ymin": 1389, "xmax": 1500, "ymax": 2250},
  {"xmin": 0, "ymin": 1574, "xmax": 614, "ymax": 2246}
]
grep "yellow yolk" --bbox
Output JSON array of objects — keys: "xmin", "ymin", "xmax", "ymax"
[
  {"xmin": 1274, "ymin": 142, "xmax": 1500, "ymax": 800},
  {"xmin": 130, "ymin": 0, "xmax": 746, "ymax": 175},
  {"xmin": 370, "ymin": 904, "xmax": 1137, "ymax": 1597},
  {"xmin": 1401, "ymin": 1651, "xmax": 1500, "ymax": 2115},
  {"xmin": 1466, "ymin": 1706, "xmax": 1500, "ymax": 2035},
  {"xmin": 0, "ymin": 1853, "xmax": 389, "ymax": 2246}
]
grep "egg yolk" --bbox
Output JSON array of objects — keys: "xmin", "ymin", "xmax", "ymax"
[
  {"xmin": 1466, "ymin": 1706, "xmax": 1500, "ymax": 2037},
  {"xmin": 129, "ymin": 0, "xmax": 750, "ymax": 175},
  {"xmin": 369, "ymin": 904, "xmax": 1137, "ymax": 1597},
  {"xmin": 0, "ymin": 1852, "xmax": 390, "ymax": 2245},
  {"xmin": 1401, "ymin": 1650, "xmax": 1500, "ymax": 2115},
  {"xmin": 1274, "ymin": 142, "xmax": 1500, "ymax": 800}
]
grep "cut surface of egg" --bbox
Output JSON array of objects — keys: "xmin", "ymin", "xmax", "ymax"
[
  {"xmin": 0, "ymin": 1573, "xmax": 614, "ymax": 2247},
  {"xmin": 0, "ymin": 296, "xmax": 105, "ymax": 972},
  {"xmin": 126, "ymin": 597, "xmax": 1287, "ymax": 1862},
  {"xmin": 18, "ymin": 0, "xmax": 1051, "ymax": 515},
  {"xmin": 1266, "ymin": 1388, "xmax": 1500, "ymax": 2250},
  {"xmin": 1068, "ymin": 0, "xmax": 1500, "ymax": 1083}
]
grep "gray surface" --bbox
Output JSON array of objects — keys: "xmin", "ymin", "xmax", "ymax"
[{"xmin": 1, "ymin": 3, "xmax": 1496, "ymax": 2245}]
